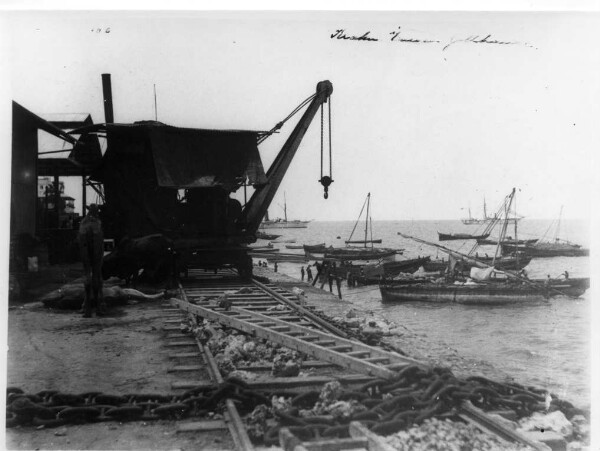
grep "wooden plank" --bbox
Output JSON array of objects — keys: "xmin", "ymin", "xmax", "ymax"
[
  {"xmin": 164, "ymin": 341, "xmax": 197, "ymax": 347},
  {"xmin": 171, "ymin": 374, "xmax": 374, "ymax": 390},
  {"xmin": 170, "ymin": 299, "xmax": 408, "ymax": 379},
  {"xmin": 168, "ymin": 352, "xmax": 202, "ymax": 358},
  {"xmin": 349, "ymin": 422, "xmax": 397, "ymax": 451},
  {"xmin": 279, "ymin": 428, "xmax": 310, "ymax": 451},
  {"xmin": 163, "ymin": 326, "xmax": 182, "ymax": 332},
  {"xmin": 168, "ymin": 365, "xmax": 204, "ymax": 372},
  {"xmin": 177, "ymin": 420, "xmax": 228, "ymax": 432},
  {"xmin": 458, "ymin": 401, "xmax": 551, "ymax": 451},
  {"xmin": 166, "ymin": 333, "xmax": 189, "ymax": 339},
  {"xmin": 303, "ymin": 437, "xmax": 369, "ymax": 451},
  {"xmin": 237, "ymin": 360, "xmax": 337, "ymax": 371},
  {"xmin": 232, "ymin": 307, "xmax": 419, "ymax": 364}
]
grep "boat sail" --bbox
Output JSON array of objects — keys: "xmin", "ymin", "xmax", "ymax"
[{"xmin": 259, "ymin": 192, "xmax": 310, "ymax": 229}]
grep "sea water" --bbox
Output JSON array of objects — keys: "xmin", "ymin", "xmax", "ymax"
[{"xmin": 255, "ymin": 219, "xmax": 591, "ymax": 408}]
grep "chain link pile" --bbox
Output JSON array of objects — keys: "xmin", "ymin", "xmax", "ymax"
[
  {"xmin": 261, "ymin": 365, "xmax": 588, "ymax": 446},
  {"xmin": 6, "ymin": 377, "xmax": 262, "ymax": 429}
]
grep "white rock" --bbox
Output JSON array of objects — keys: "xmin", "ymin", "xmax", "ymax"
[{"xmin": 518, "ymin": 410, "xmax": 573, "ymax": 437}]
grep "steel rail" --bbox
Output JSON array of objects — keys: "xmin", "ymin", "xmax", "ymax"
[
  {"xmin": 251, "ymin": 277, "xmax": 349, "ymax": 338},
  {"xmin": 175, "ymin": 269, "xmax": 550, "ymax": 451},
  {"xmin": 179, "ymin": 284, "xmax": 254, "ymax": 451}
]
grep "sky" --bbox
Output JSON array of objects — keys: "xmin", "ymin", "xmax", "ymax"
[
  {"xmin": 1, "ymin": 9, "xmax": 599, "ymax": 222},
  {"xmin": 1, "ymin": 4, "xmax": 599, "ymax": 441}
]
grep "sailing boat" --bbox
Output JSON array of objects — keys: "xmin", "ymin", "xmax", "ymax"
[
  {"xmin": 259, "ymin": 192, "xmax": 311, "ymax": 229},
  {"xmin": 345, "ymin": 193, "xmax": 382, "ymax": 245},
  {"xmin": 385, "ymin": 192, "xmax": 589, "ymax": 304},
  {"xmin": 500, "ymin": 206, "xmax": 589, "ymax": 258}
]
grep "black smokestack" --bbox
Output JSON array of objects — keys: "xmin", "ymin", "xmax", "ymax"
[{"xmin": 101, "ymin": 73, "xmax": 114, "ymax": 124}]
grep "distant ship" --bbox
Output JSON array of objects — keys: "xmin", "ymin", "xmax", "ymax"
[
  {"xmin": 259, "ymin": 193, "xmax": 310, "ymax": 229},
  {"xmin": 462, "ymin": 198, "xmax": 522, "ymax": 225}
]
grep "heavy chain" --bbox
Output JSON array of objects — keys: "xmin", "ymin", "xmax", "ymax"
[
  {"xmin": 6, "ymin": 377, "xmax": 261, "ymax": 429},
  {"xmin": 262, "ymin": 366, "xmax": 588, "ymax": 446}
]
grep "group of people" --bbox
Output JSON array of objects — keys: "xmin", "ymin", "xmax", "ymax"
[{"xmin": 299, "ymin": 265, "xmax": 313, "ymax": 282}]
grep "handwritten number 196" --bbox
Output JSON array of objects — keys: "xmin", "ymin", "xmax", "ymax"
[{"xmin": 91, "ymin": 28, "xmax": 111, "ymax": 33}]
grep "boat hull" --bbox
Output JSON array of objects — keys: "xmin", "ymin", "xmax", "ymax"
[
  {"xmin": 380, "ymin": 278, "xmax": 588, "ymax": 304},
  {"xmin": 501, "ymin": 243, "xmax": 589, "ymax": 258},
  {"xmin": 259, "ymin": 220, "xmax": 310, "ymax": 229},
  {"xmin": 438, "ymin": 233, "xmax": 490, "ymax": 241}
]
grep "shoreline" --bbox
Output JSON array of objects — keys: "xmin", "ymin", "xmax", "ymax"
[{"xmin": 252, "ymin": 265, "xmax": 517, "ymax": 386}]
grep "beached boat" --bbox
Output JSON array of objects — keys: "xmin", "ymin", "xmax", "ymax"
[
  {"xmin": 256, "ymin": 232, "xmax": 281, "ymax": 240},
  {"xmin": 328, "ymin": 256, "xmax": 430, "ymax": 285},
  {"xmin": 303, "ymin": 244, "xmax": 327, "ymax": 253},
  {"xmin": 324, "ymin": 248, "xmax": 398, "ymax": 261},
  {"xmin": 286, "ymin": 243, "xmax": 324, "ymax": 250},
  {"xmin": 379, "ymin": 278, "xmax": 589, "ymax": 304},
  {"xmin": 265, "ymin": 253, "xmax": 308, "ymax": 263},
  {"xmin": 438, "ymin": 232, "xmax": 490, "ymax": 241}
]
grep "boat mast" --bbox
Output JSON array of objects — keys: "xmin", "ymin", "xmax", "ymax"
[
  {"xmin": 483, "ymin": 197, "xmax": 487, "ymax": 220},
  {"xmin": 283, "ymin": 192, "xmax": 288, "ymax": 222},
  {"xmin": 364, "ymin": 193, "xmax": 370, "ymax": 248},
  {"xmin": 554, "ymin": 205, "xmax": 563, "ymax": 243},
  {"xmin": 514, "ymin": 192, "xmax": 519, "ymax": 267},
  {"xmin": 493, "ymin": 188, "xmax": 516, "ymax": 266}
]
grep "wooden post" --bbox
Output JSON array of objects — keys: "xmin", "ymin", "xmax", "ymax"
[
  {"xmin": 53, "ymin": 173, "xmax": 60, "ymax": 228},
  {"xmin": 82, "ymin": 174, "xmax": 87, "ymax": 215}
]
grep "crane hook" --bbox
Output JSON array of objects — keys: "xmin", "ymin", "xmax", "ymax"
[{"xmin": 319, "ymin": 176, "xmax": 333, "ymax": 199}]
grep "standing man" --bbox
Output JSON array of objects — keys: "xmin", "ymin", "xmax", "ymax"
[
  {"xmin": 274, "ymin": 261, "xmax": 278, "ymax": 273},
  {"xmin": 306, "ymin": 265, "xmax": 313, "ymax": 282},
  {"xmin": 300, "ymin": 266, "xmax": 305, "ymax": 281},
  {"xmin": 335, "ymin": 277, "xmax": 342, "ymax": 299},
  {"xmin": 78, "ymin": 204, "xmax": 106, "ymax": 317}
]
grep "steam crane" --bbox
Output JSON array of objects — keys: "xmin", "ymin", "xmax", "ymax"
[
  {"xmin": 70, "ymin": 76, "xmax": 333, "ymax": 279},
  {"xmin": 240, "ymin": 80, "xmax": 333, "ymax": 234}
]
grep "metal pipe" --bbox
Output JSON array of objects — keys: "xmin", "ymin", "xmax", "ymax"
[{"xmin": 101, "ymin": 74, "xmax": 114, "ymax": 124}]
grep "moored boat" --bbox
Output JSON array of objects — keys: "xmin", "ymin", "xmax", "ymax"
[
  {"xmin": 438, "ymin": 232, "xmax": 490, "ymax": 241},
  {"xmin": 287, "ymin": 242, "xmax": 324, "ymax": 250},
  {"xmin": 501, "ymin": 242, "xmax": 589, "ymax": 258},
  {"xmin": 256, "ymin": 232, "xmax": 281, "ymax": 240},
  {"xmin": 380, "ymin": 277, "xmax": 589, "ymax": 304}
]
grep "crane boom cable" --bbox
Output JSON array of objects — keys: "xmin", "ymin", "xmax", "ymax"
[
  {"xmin": 320, "ymin": 104, "xmax": 324, "ymax": 179},
  {"xmin": 257, "ymin": 93, "xmax": 317, "ymax": 145},
  {"xmin": 328, "ymin": 97, "xmax": 333, "ymax": 178}
]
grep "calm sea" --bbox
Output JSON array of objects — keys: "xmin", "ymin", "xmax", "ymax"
[{"xmin": 256, "ymin": 219, "xmax": 591, "ymax": 408}]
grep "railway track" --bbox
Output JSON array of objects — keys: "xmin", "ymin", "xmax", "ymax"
[{"xmin": 168, "ymin": 268, "xmax": 551, "ymax": 451}]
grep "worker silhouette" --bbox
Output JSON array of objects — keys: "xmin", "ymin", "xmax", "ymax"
[
  {"xmin": 300, "ymin": 266, "xmax": 305, "ymax": 281},
  {"xmin": 306, "ymin": 266, "xmax": 313, "ymax": 282}
]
